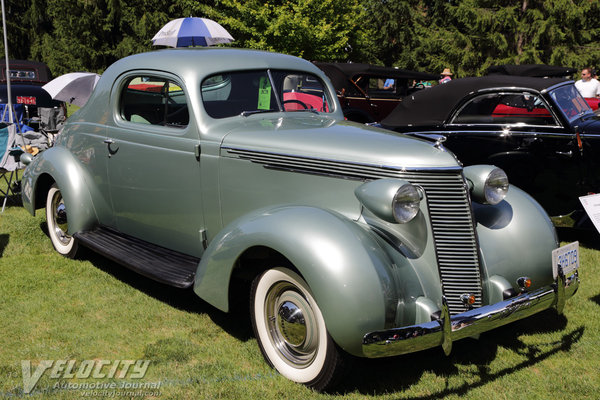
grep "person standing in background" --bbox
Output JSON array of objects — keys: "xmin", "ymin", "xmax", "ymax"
[
  {"xmin": 439, "ymin": 68, "xmax": 453, "ymax": 84},
  {"xmin": 575, "ymin": 67, "xmax": 600, "ymax": 98}
]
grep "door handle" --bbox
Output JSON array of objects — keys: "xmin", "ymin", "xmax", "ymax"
[
  {"xmin": 103, "ymin": 139, "xmax": 118, "ymax": 156},
  {"xmin": 555, "ymin": 150, "xmax": 572, "ymax": 158}
]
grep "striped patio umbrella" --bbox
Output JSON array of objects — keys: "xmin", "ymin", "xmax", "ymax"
[{"xmin": 151, "ymin": 17, "xmax": 234, "ymax": 48}]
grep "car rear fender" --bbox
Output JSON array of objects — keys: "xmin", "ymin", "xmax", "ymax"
[
  {"xmin": 21, "ymin": 146, "xmax": 101, "ymax": 234},
  {"xmin": 193, "ymin": 205, "xmax": 398, "ymax": 356}
]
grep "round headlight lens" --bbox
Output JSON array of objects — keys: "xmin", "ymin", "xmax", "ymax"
[
  {"xmin": 484, "ymin": 168, "xmax": 509, "ymax": 205},
  {"xmin": 392, "ymin": 184, "xmax": 421, "ymax": 223}
]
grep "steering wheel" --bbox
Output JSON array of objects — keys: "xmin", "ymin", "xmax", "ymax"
[{"xmin": 283, "ymin": 99, "xmax": 309, "ymax": 110}]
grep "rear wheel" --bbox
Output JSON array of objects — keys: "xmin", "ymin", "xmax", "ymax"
[
  {"xmin": 46, "ymin": 184, "xmax": 80, "ymax": 258},
  {"xmin": 250, "ymin": 267, "xmax": 345, "ymax": 391}
]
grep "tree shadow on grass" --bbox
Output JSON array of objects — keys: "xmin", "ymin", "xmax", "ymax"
[
  {"xmin": 81, "ymin": 249, "xmax": 254, "ymax": 342},
  {"xmin": 2, "ymin": 193, "xmax": 23, "ymax": 209},
  {"xmin": 589, "ymin": 293, "xmax": 600, "ymax": 307},
  {"xmin": 0, "ymin": 234, "xmax": 8, "ymax": 257},
  {"xmin": 336, "ymin": 310, "xmax": 583, "ymax": 397}
]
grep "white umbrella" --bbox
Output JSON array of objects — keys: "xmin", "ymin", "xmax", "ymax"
[
  {"xmin": 42, "ymin": 72, "xmax": 101, "ymax": 107},
  {"xmin": 151, "ymin": 17, "xmax": 234, "ymax": 48}
]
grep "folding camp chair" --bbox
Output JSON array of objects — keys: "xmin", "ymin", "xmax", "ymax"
[
  {"xmin": 0, "ymin": 123, "xmax": 24, "ymax": 212},
  {"xmin": 37, "ymin": 106, "xmax": 65, "ymax": 145},
  {"xmin": 0, "ymin": 103, "xmax": 24, "ymax": 125}
]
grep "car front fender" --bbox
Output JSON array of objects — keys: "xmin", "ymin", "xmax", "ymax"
[
  {"xmin": 21, "ymin": 146, "xmax": 101, "ymax": 234},
  {"xmin": 193, "ymin": 205, "xmax": 398, "ymax": 356},
  {"xmin": 474, "ymin": 184, "xmax": 559, "ymax": 303}
]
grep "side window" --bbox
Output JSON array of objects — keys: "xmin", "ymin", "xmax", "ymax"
[
  {"xmin": 451, "ymin": 93, "xmax": 557, "ymax": 126},
  {"xmin": 120, "ymin": 76, "xmax": 189, "ymax": 128}
]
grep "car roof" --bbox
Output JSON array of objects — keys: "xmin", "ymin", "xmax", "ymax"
[
  {"xmin": 0, "ymin": 59, "xmax": 52, "ymax": 84},
  {"xmin": 486, "ymin": 64, "xmax": 577, "ymax": 78},
  {"xmin": 381, "ymin": 75, "xmax": 569, "ymax": 128},
  {"xmin": 101, "ymin": 48, "xmax": 326, "ymax": 85},
  {"xmin": 313, "ymin": 62, "xmax": 439, "ymax": 92}
]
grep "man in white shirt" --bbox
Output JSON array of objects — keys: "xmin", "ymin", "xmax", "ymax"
[{"xmin": 574, "ymin": 68, "xmax": 600, "ymax": 98}]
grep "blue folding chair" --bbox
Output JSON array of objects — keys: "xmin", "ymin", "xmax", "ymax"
[
  {"xmin": 0, "ymin": 103, "xmax": 24, "ymax": 124},
  {"xmin": 0, "ymin": 123, "xmax": 24, "ymax": 212}
]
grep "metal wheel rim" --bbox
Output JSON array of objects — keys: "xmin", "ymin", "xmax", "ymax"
[
  {"xmin": 51, "ymin": 190, "xmax": 71, "ymax": 246},
  {"xmin": 264, "ymin": 281, "xmax": 319, "ymax": 368}
]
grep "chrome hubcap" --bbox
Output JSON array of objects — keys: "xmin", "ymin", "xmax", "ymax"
[
  {"xmin": 51, "ymin": 191, "xmax": 71, "ymax": 246},
  {"xmin": 277, "ymin": 301, "xmax": 307, "ymax": 347},
  {"xmin": 265, "ymin": 282, "xmax": 319, "ymax": 367}
]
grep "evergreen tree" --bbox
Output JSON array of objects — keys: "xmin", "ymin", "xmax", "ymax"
[
  {"xmin": 0, "ymin": 0, "xmax": 598, "ymax": 78},
  {"xmin": 207, "ymin": 0, "xmax": 374, "ymax": 62}
]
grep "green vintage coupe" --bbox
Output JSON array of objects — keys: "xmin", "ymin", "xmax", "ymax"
[{"xmin": 21, "ymin": 48, "xmax": 579, "ymax": 390}]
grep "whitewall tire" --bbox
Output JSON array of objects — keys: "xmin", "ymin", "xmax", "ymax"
[
  {"xmin": 250, "ymin": 267, "xmax": 345, "ymax": 390},
  {"xmin": 46, "ymin": 184, "xmax": 80, "ymax": 258}
]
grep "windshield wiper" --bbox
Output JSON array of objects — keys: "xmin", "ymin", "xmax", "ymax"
[
  {"xmin": 240, "ymin": 109, "xmax": 277, "ymax": 117},
  {"xmin": 297, "ymin": 108, "xmax": 320, "ymax": 114}
]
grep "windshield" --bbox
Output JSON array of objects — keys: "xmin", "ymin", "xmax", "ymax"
[
  {"xmin": 201, "ymin": 69, "xmax": 333, "ymax": 119},
  {"xmin": 549, "ymin": 84, "xmax": 593, "ymax": 122}
]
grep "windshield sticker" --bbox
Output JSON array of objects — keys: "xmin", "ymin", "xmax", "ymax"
[{"xmin": 258, "ymin": 77, "xmax": 271, "ymax": 110}]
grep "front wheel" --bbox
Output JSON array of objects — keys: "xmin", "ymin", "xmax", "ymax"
[
  {"xmin": 46, "ymin": 184, "xmax": 80, "ymax": 258},
  {"xmin": 250, "ymin": 267, "xmax": 345, "ymax": 391}
]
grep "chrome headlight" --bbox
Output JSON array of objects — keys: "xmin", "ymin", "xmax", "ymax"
[
  {"xmin": 463, "ymin": 165, "xmax": 509, "ymax": 205},
  {"xmin": 484, "ymin": 168, "xmax": 509, "ymax": 205},
  {"xmin": 392, "ymin": 184, "xmax": 421, "ymax": 223},
  {"xmin": 355, "ymin": 179, "xmax": 422, "ymax": 224}
]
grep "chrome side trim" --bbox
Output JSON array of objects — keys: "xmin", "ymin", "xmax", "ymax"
[
  {"xmin": 362, "ymin": 271, "xmax": 579, "ymax": 358},
  {"xmin": 223, "ymin": 147, "xmax": 463, "ymax": 178}
]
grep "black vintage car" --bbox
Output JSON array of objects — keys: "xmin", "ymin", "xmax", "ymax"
[
  {"xmin": 381, "ymin": 75, "xmax": 600, "ymax": 229},
  {"xmin": 314, "ymin": 62, "xmax": 438, "ymax": 123},
  {"xmin": 0, "ymin": 59, "xmax": 62, "ymax": 121}
]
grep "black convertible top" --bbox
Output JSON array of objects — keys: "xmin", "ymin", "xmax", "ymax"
[
  {"xmin": 381, "ymin": 75, "xmax": 568, "ymax": 128},
  {"xmin": 313, "ymin": 62, "xmax": 438, "ymax": 92},
  {"xmin": 486, "ymin": 64, "xmax": 577, "ymax": 78}
]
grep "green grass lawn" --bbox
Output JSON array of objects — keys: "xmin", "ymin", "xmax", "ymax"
[{"xmin": 1, "ymin": 191, "xmax": 599, "ymax": 399}]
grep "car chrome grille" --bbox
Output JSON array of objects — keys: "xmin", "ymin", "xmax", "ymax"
[
  {"xmin": 400, "ymin": 172, "xmax": 482, "ymax": 315},
  {"xmin": 224, "ymin": 147, "xmax": 483, "ymax": 314}
]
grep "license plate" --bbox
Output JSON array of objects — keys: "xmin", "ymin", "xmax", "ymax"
[
  {"xmin": 552, "ymin": 241, "xmax": 579, "ymax": 279},
  {"xmin": 17, "ymin": 96, "xmax": 36, "ymax": 105}
]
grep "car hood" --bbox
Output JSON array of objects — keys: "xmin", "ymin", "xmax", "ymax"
[
  {"xmin": 220, "ymin": 114, "xmax": 460, "ymax": 170},
  {"xmin": 576, "ymin": 113, "xmax": 600, "ymax": 134}
]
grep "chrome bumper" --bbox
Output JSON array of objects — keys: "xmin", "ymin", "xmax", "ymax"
[{"xmin": 362, "ymin": 271, "xmax": 579, "ymax": 358}]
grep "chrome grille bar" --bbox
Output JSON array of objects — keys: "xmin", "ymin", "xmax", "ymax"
[{"xmin": 407, "ymin": 172, "xmax": 482, "ymax": 315}]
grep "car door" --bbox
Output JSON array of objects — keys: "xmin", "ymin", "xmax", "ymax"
[
  {"xmin": 444, "ymin": 91, "xmax": 581, "ymax": 216},
  {"xmin": 105, "ymin": 73, "xmax": 205, "ymax": 258}
]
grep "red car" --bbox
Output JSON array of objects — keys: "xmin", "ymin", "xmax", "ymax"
[{"xmin": 585, "ymin": 97, "xmax": 599, "ymax": 111}]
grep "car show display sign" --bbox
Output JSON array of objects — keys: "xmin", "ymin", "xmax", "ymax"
[{"xmin": 579, "ymin": 193, "xmax": 600, "ymax": 234}]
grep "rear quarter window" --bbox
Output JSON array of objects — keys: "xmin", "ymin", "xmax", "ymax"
[{"xmin": 120, "ymin": 76, "xmax": 189, "ymax": 128}]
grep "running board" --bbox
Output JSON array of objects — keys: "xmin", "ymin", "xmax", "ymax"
[{"xmin": 76, "ymin": 227, "xmax": 199, "ymax": 288}]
